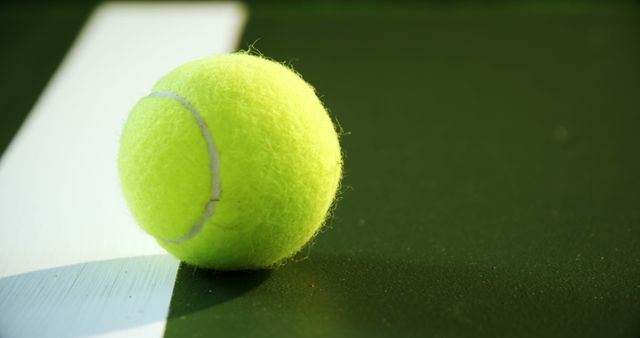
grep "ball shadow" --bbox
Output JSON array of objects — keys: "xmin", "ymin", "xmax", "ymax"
[
  {"xmin": 164, "ymin": 252, "xmax": 640, "ymax": 338},
  {"xmin": 166, "ymin": 264, "xmax": 272, "ymax": 320}
]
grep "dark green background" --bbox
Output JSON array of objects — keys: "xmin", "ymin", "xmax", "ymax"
[{"xmin": 2, "ymin": 2, "xmax": 639, "ymax": 337}]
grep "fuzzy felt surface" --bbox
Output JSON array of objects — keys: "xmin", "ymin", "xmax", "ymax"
[{"xmin": 118, "ymin": 53, "xmax": 342, "ymax": 270}]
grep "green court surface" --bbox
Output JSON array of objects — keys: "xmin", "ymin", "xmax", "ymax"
[
  {"xmin": 2, "ymin": 2, "xmax": 639, "ymax": 338},
  {"xmin": 166, "ymin": 4, "xmax": 640, "ymax": 337}
]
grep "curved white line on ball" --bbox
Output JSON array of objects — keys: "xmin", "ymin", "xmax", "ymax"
[{"xmin": 148, "ymin": 92, "xmax": 220, "ymax": 244}]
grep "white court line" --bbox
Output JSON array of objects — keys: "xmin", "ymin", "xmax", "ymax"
[{"xmin": 0, "ymin": 2, "xmax": 247, "ymax": 337}]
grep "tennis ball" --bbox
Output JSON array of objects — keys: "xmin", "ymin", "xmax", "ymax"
[{"xmin": 118, "ymin": 53, "xmax": 342, "ymax": 270}]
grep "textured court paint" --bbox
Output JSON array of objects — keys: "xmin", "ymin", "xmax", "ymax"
[
  {"xmin": 164, "ymin": 4, "xmax": 640, "ymax": 338},
  {"xmin": 0, "ymin": 256, "xmax": 179, "ymax": 338},
  {"xmin": 0, "ymin": 2, "xmax": 247, "ymax": 338}
]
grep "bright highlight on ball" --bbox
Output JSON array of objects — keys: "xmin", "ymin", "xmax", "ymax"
[{"xmin": 118, "ymin": 53, "xmax": 342, "ymax": 270}]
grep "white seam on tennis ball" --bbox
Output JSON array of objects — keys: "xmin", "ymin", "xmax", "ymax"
[{"xmin": 148, "ymin": 92, "xmax": 220, "ymax": 244}]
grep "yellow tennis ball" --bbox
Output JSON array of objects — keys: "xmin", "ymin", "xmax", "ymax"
[{"xmin": 118, "ymin": 53, "xmax": 342, "ymax": 270}]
